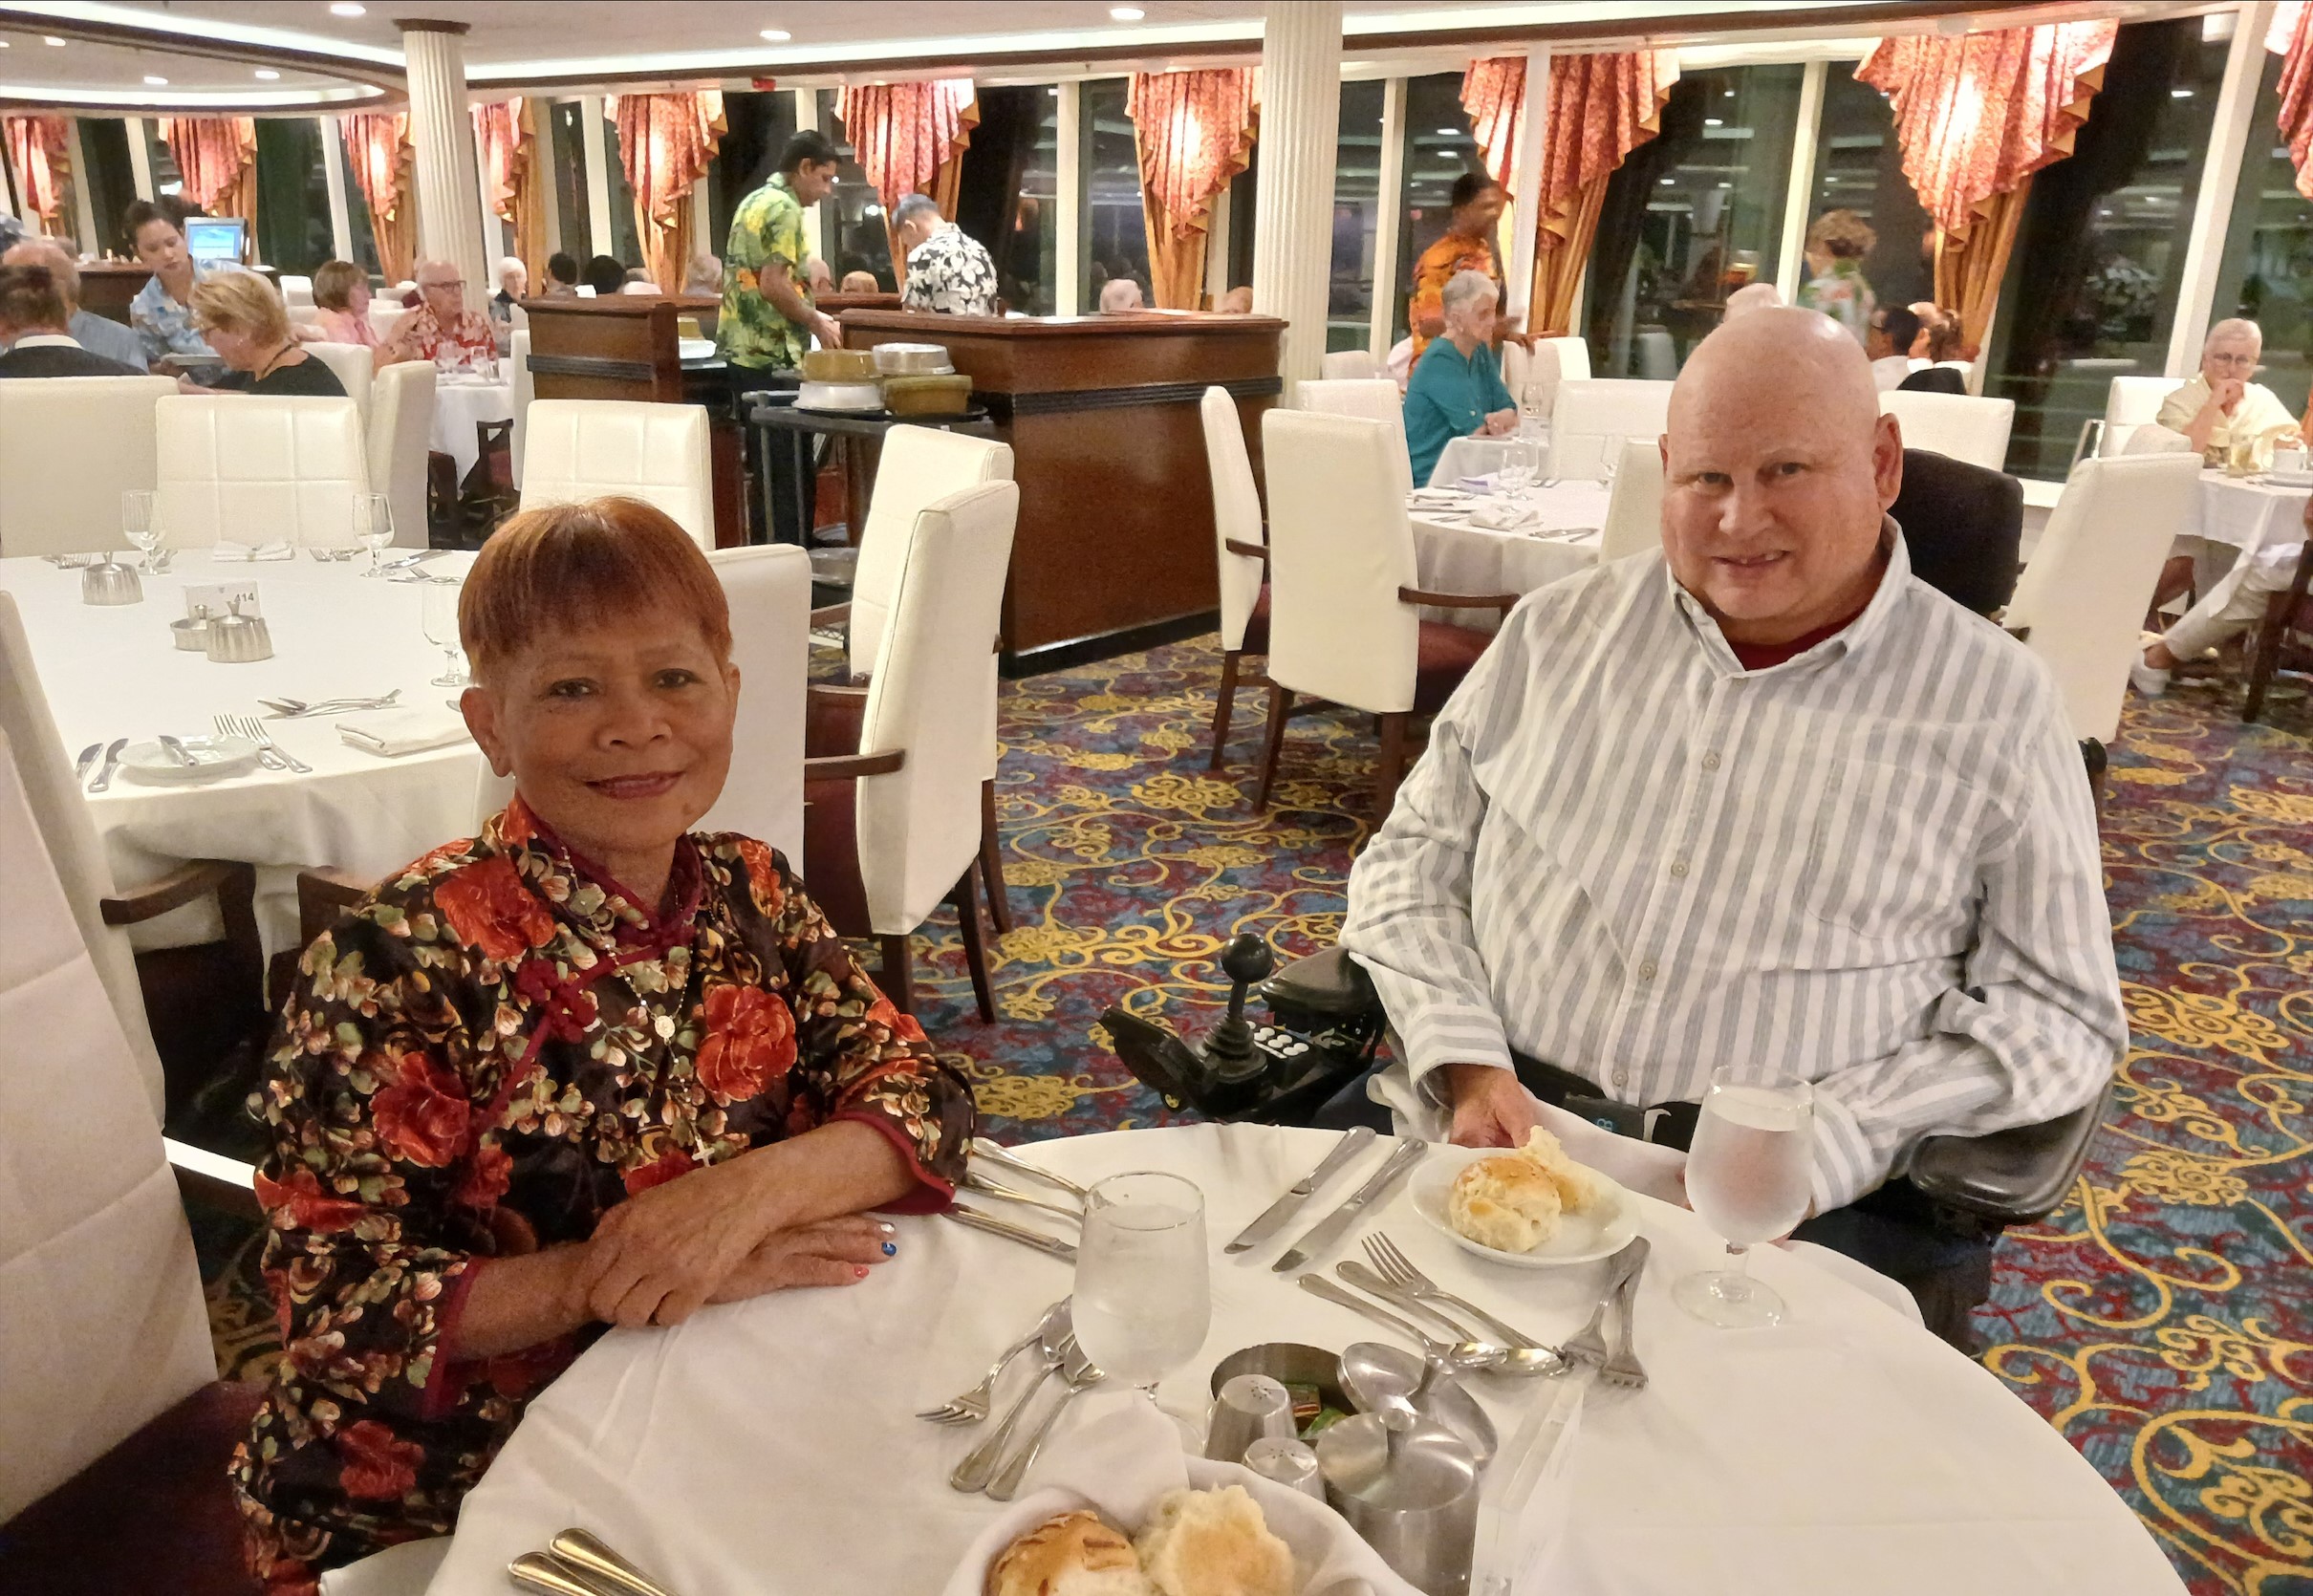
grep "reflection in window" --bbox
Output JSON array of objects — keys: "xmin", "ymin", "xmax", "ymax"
[
  {"xmin": 704, "ymin": 91, "xmax": 798, "ymax": 264},
  {"xmin": 818, "ymin": 91, "xmax": 897, "ymax": 291},
  {"xmin": 1805, "ymin": 65, "xmax": 1935, "ymax": 322},
  {"xmin": 2211, "ymin": 45, "xmax": 2313, "ymax": 419},
  {"xmin": 335, "ymin": 136, "xmax": 382, "ymax": 278},
  {"xmin": 602, "ymin": 108, "xmax": 643, "ymax": 272},
  {"xmin": 253, "ymin": 119, "xmax": 331, "ymax": 273},
  {"xmin": 75, "ymin": 119, "xmax": 136, "ymax": 256},
  {"xmin": 1330, "ymin": 79, "xmax": 1385, "ymax": 352},
  {"xmin": 1983, "ymin": 18, "xmax": 2227, "ymax": 478},
  {"xmin": 549, "ymin": 102, "xmax": 593, "ymax": 263},
  {"xmin": 1393, "ymin": 74, "xmax": 1481, "ymax": 344},
  {"xmin": 954, "ymin": 85, "xmax": 1059, "ymax": 314},
  {"xmin": 1586, "ymin": 65, "xmax": 1805, "ymax": 377},
  {"xmin": 1080, "ymin": 78, "xmax": 1150, "ymax": 307}
]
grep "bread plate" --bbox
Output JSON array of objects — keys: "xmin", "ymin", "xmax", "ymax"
[
  {"xmin": 1408, "ymin": 1145, "xmax": 1639, "ymax": 1268},
  {"xmin": 2259, "ymin": 467, "xmax": 2313, "ymax": 487}
]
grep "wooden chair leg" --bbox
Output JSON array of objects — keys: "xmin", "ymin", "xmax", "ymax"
[
  {"xmin": 2147, "ymin": 553, "xmax": 2197, "ymax": 632},
  {"xmin": 1374, "ymin": 712, "xmax": 1410, "ymax": 822},
  {"xmin": 949, "ymin": 863, "xmax": 997, "ymax": 1024},
  {"xmin": 978, "ymin": 778, "xmax": 1012, "ymax": 935},
  {"xmin": 2241, "ymin": 597, "xmax": 2292, "ymax": 724},
  {"xmin": 1253, "ymin": 684, "xmax": 1293, "ymax": 810},
  {"xmin": 1208, "ymin": 648, "xmax": 1243, "ymax": 769},
  {"xmin": 876, "ymin": 934, "xmax": 916, "ymax": 1017}
]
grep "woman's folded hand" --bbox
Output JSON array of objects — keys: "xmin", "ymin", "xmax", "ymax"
[
  {"xmin": 709, "ymin": 1216, "xmax": 897, "ymax": 1303},
  {"xmin": 577, "ymin": 1155, "xmax": 790, "ymax": 1327}
]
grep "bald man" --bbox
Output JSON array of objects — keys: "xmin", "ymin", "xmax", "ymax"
[
  {"xmin": 0, "ymin": 237, "xmax": 148, "ymax": 370},
  {"xmin": 1338, "ymin": 308, "xmax": 2123, "ymax": 1317}
]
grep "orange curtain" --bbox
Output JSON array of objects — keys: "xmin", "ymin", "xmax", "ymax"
[
  {"xmin": 341, "ymin": 112, "xmax": 415, "ymax": 282},
  {"xmin": 2, "ymin": 116, "xmax": 72, "ymax": 231},
  {"xmin": 163, "ymin": 117, "xmax": 257, "ymax": 225},
  {"xmin": 1526, "ymin": 51, "xmax": 1679, "ymax": 337},
  {"xmin": 2270, "ymin": 2, "xmax": 2313, "ymax": 200},
  {"xmin": 1127, "ymin": 68, "xmax": 1259, "ymax": 310},
  {"xmin": 1460, "ymin": 57, "xmax": 1524, "ymax": 189},
  {"xmin": 473, "ymin": 97, "xmax": 550, "ymax": 289},
  {"xmin": 1857, "ymin": 21, "xmax": 2114, "ymax": 354},
  {"xmin": 834, "ymin": 78, "xmax": 978, "ymax": 282},
  {"xmin": 614, "ymin": 90, "xmax": 726, "ymax": 292}
]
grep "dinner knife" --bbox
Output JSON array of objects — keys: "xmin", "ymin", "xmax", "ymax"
[
  {"xmin": 1271, "ymin": 1138, "xmax": 1428, "ymax": 1274},
  {"xmin": 944, "ymin": 1202, "xmax": 1078, "ymax": 1262},
  {"xmin": 1224, "ymin": 1125, "xmax": 1376, "ymax": 1254},
  {"xmin": 87, "ymin": 737, "xmax": 128, "ymax": 793},
  {"xmin": 156, "ymin": 733, "xmax": 197, "ymax": 767},
  {"xmin": 73, "ymin": 743, "xmax": 101, "ymax": 783},
  {"xmin": 962, "ymin": 1172, "xmax": 1083, "ymax": 1226}
]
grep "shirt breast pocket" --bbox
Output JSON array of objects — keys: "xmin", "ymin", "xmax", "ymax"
[{"xmin": 1797, "ymin": 757, "xmax": 1989, "ymax": 942}]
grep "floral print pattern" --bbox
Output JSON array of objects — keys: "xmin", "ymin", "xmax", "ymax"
[
  {"xmin": 716, "ymin": 173, "xmax": 811, "ymax": 371},
  {"xmin": 229, "ymin": 797, "xmax": 972, "ymax": 1591}
]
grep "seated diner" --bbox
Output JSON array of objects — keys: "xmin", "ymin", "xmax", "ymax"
[
  {"xmin": 1401, "ymin": 268, "xmax": 1518, "ymax": 485},
  {"xmin": 182, "ymin": 271, "xmax": 347, "ymax": 397}
]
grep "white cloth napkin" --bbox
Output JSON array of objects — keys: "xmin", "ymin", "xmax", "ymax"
[
  {"xmin": 213, "ymin": 539, "xmax": 294, "ymax": 562},
  {"xmin": 336, "ymin": 705, "xmax": 470, "ymax": 758},
  {"xmin": 1466, "ymin": 500, "xmax": 1540, "ymax": 532},
  {"xmin": 939, "ymin": 1391, "xmax": 1423, "ymax": 1596}
]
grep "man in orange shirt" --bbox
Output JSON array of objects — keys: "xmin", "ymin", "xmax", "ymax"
[{"xmin": 1406, "ymin": 171, "xmax": 1517, "ymax": 366}]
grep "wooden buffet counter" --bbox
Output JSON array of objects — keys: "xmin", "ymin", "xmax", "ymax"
[{"xmin": 838, "ymin": 309, "xmax": 1284, "ymax": 674}]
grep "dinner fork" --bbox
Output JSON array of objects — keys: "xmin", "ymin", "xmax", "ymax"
[
  {"xmin": 1562, "ymin": 1239, "xmax": 1648, "ymax": 1370},
  {"xmin": 217, "ymin": 713, "xmax": 313, "ymax": 774},
  {"xmin": 917, "ymin": 1299, "xmax": 1068, "ymax": 1425},
  {"xmin": 949, "ymin": 1322, "xmax": 1075, "ymax": 1492},
  {"xmin": 985, "ymin": 1341, "xmax": 1107, "ymax": 1501},
  {"xmin": 1599, "ymin": 1239, "xmax": 1651, "ymax": 1391},
  {"xmin": 1363, "ymin": 1233, "xmax": 1555, "ymax": 1352}
]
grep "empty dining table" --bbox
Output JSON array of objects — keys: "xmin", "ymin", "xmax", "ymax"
[{"xmin": 1409, "ymin": 479, "xmax": 1610, "ymax": 632}]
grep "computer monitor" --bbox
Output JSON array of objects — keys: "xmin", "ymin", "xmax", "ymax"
[{"xmin": 184, "ymin": 216, "xmax": 247, "ymax": 266}]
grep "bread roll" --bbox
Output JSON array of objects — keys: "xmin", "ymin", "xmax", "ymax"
[
  {"xmin": 986, "ymin": 1509, "xmax": 1154, "ymax": 1596},
  {"xmin": 1448, "ymin": 1153, "xmax": 1563, "ymax": 1251},
  {"xmin": 1134, "ymin": 1485, "xmax": 1296, "ymax": 1596},
  {"xmin": 1519, "ymin": 1127, "xmax": 1603, "ymax": 1215}
]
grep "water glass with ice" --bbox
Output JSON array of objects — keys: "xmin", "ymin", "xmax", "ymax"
[
  {"xmin": 1673, "ymin": 1068, "xmax": 1814, "ymax": 1328},
  {"xmin": 1070, "ymin": 1171, "xmax": 1212, "ymax": 1400}
]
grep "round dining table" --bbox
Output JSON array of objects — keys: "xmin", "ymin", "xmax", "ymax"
[
  {"xmin": 419, "ymin": 1125, "xmax": 2183, "ymax": 1596},
  {"xmin": 431, "ymin": 374, "xmax": 517, "ymax": 482},
  {"xmin": 1407, "ymin": 480, "xmax": 1607, "ymax": 634}
]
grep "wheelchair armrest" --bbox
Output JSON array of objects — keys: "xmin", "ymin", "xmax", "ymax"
[
  {"xmin": 1907, "ymin": 1078, "xmax": 2113, "ymax": 1230},
  {"xmin": 1262, "ymin": 946, "xmax": 1379, "ymax": 1021}
]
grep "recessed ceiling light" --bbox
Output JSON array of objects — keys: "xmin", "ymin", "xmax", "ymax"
[
  {"xmin": 330, "ymin": 2, "xmax": 366, "ymax": 15},
  {"xmin": 143, "ymin": 74, "xmax": 167, "ymax": 84},
  {"xmin": 43, "ymin": 34, "xmax": 66, "ymax": 45},
  {"xmin": 760, "ymin": 28, "xmax": 790, "ymax": 41},
  {"xmin": 1434, "ymin": 127, "xmax": 1458, "ymax": 137},
  {"xmin": 254, "ymin": 68, "xmax": 281, "ymax": 78},
  {"xmin": 2170, "ymin": 87, "xmax": 2194, "ymax": 97},
  {"xmin": 1111, "ymin": 6, "xmax": 1146, "ymax": 18},
  {"xmin": 1704, "ymin": 118, "xmax": 1723, "ymax": 126}
]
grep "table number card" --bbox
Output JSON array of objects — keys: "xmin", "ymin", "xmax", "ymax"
[{"xmin": 184, "ymin": 580, "xmax": 262, "ymax": 619}]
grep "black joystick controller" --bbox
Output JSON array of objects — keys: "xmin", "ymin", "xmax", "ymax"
[{"xmin": 1202, "ymin": 933, "xmax": 1276, "ymax": 1091}]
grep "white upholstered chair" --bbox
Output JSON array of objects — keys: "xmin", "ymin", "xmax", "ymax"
[
  {"xmin": 1596, "ymin": 436, "xmax": 1667, "ymax": 564},
  {"xmin": 2004, "ymin": 453, "xmax": 2203, "ymax": 745},
  {"xmin": 366, "ymin": 360, "xmax": 437, "ymax": 548},
  {"xmin": 367, "ymin": 299, "xmax": 407, "ymax": 342},
  {"xmin": 2089, "ymin": 376, "xmax": 2181, "ymax": 461},
  {"xmin": 2121, "ymin": 421, "xmax": 2194, "ymax": 456},
  {"xmin": 1540, "ymin": 334, "xmax": 1590, "ymax": 383},
  {"xmin": 1200, "ymin": 385, "xmax": 1270, "ymax": 767},
  {"xmin": 1879, "ymin": 390, "xmax": 2016, "ymax": 470},
  {"xmin": 519, "ymin": 399, "xmax": 714, "ymax": 550},
  {"xmin": 1548, "ymin": 377, "xmax": 1671, "ymax": 482},
  {"xmin": 0, "ymin": 376, "xmax": 173, "ymax": 558},
  {"xmin": 803, "ymin": 481, "xmax": 1021, "ymax": 1022},
  {"xmin": 1299, "ymin": 377, "xmax": 1402, "ymax": 425},
  {"xmin": 508, "ymin": 327, "xmax": 533, "ymax": 487},
  {"xmin": 303, "ymin": 340, "xmax": 374, "ymax": 418},
  {"xmin": 1259, "ymin": 409, "xmax": 1513, "ymax": 820},
  {"xmin": 277, "ymin": 273, "xmax": 313, "ymax": 308},
  {"xmin": 154, "ymin": 395, "xmax": 369, "ymax": 548},
  {"xmin": 698, "ymin": 545, "xmax": 812, "ymax": 864},
  {"xmin": 1320, "ymin": 350, "xmax": 1382, "ymax": 380}
]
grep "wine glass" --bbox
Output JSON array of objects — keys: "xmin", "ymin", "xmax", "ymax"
[
  {"xmin": 1498, "ymin": 439, "xmax": 1536, "ymax": 496},
  {"xmin": 422, "ymin": 580, "xmax": 468, "ymax": 686},
  {"xmin": 122, "ymin": 490, "xmax": 162, "ymax": 571},
  {"xmin": 354, "ymin": 492, "xmax": 395, "ymax": 576},
  {"xmin": 1070, "ymin": 1171, "xmax": 1212, "ymax": 1404},
  {"xmin": 1596, "ymin": 434, "xmax": 1625, "ymax": 485},
  {"xmin": 1675, "ymin": 1068, "xmax": 1815, "ymax": 1329}
]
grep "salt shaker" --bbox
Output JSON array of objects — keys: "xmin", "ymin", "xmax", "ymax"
[
  {"xmin": 1204, "ymin": 1373, "xmax": 1296, "ymax": 1464},
  {"xmin": 1243, "ymin": 1435, "xmax": 1325, "ymax": 1499}
]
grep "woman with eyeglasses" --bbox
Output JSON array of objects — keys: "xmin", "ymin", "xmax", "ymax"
[{"xmin": 2159, "ymin": 319, "xmax": 2301, "ymax": 466}]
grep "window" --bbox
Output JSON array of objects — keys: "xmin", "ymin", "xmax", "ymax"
[
  {"xmin": 817, "ymin": 90, "xmax": 897, "ymax": 291},
  {"xmin": 2210, "ymin": 46, "xmax": 2313, "ymax": 419},
  {"xmin": 953, "ymin": 84, "xmax": 1058, "ymax": 314},
  {"xmin": 335, "ymin": 135, "xmax": 381, "ymax": 278},
  {"xmin": 75, "ymin": 119, "xmax": 136, "ymax": 256},
  {"xmin": 1805, "ymin": 63, "xmax": 1935, "ymax": 320},
  {"xmin": 1330, "ymin": 78, "xmax": 1386, "ymax": 351},
  {"xmin": 1586, "ymin": 64, "xmax": 1805, "ymax": 376},
  {"xmin": 548, "ymin": 101, "xmax": 593, "ymax": 262},
  {"xmin": 1392, "ymin": 73, "xmax": 1481, "ymax": 344},
  {"xmin": 1982, "ymin": 18, "xmax": 2229, "ymax": 478},
  {"xmin": 602, "ymin": 106, "xmax": 642, "ymax": 271},
  {"xmin": 705, "ymin": 90, "xmax": 797, "ymax": 264},
  {"xmin": 253, "ymin": 119, "xmax": 331, "ymax": 273},
  {"xmin": 1079, "ymin": 77, "xmax": 1150, "ymax": 307}
]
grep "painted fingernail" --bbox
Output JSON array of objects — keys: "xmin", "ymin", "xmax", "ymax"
[
  {"xmin": 854, "ymin": 1264, "xmax": 870, "ymax": 1279},
  {"xmin": 878, "ymin": 1221, "xmax": 897, "ymax": 1236},
  {"xmin": 881, "ymin": 1240, "xmax": 897, "ymax": 1257}
]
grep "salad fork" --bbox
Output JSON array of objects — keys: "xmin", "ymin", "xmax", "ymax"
[
  {"xmin": 1362, "ymin": 1232, "xmax": 1557, "ymax": 1354},
  {"xmin": 1563, "ymin": 1239, "xmax": 1648, "ymax": 1370},
  {"xmin": 219, "ymin": 713, "xmax": 312, "ymax": 773},
  {"xmin": 917, "ymin": 1299, "xmax": 1068, "ymax": 1426},
  {"xmin": 949, "ymin": 1316, "xmax": 1075, "ymax": 1492},
  {"xmin": 985, "ymin": 1341, "xmax": 1107, "ymax": 1501},
  {"xmin": 1599, "ymin": 1239, "xmax": 1651, "ymax": 1391}
]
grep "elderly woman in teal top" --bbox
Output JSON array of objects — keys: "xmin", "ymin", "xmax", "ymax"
[{"xmin": 1403, "ymin": 270, "xmax": 1518, "ymax": 486}]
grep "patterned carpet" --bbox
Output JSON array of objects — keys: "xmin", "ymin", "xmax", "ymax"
[{"xmin": 200, "ymin": 634, "xmax": 2311, "ymax": 1593}]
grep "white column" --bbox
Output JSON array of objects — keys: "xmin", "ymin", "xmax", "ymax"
[
  {"xmin": 320, "ymin": 115, "xmax": 354, "ymax": 262},
  {"xmin": 400, "ymin": 19, "xmax": 489, "ymax": 296},
  {"xmin": 1367, "ymin": 75, "xmax": 1405, "ymax": 363},
  {"xmin": 1203, "ymin": 182, "xmax": 1232, "ymax": 303},
  {"xmin": 473, "ymin": 105, "xmax": 502, "ymax": 265},
  {"xmin": 1055, "ymin": 80, "xmax": 1084, "ymax": 315},
  {"xmin": 1775, "ymin": 60, "xmax": 1827, "ymax": 303},
  {"xmin": 1502, "ymin": 52, "xmax": 1549, "ymax": 327},
  {"xmin": 1251, "ymin": 0, "xmax": 1343, "ymax": 397},
  {"xmin": 579, "ymin": 95, "xmax": 615, "ymax": 263},
  {"xmin": 2167, "ymin": 3, "xmax": 2269, "ymax": 379},
  {"xmin": 125, "ymin": 117, "xmax": 155, "ymax": 204}
]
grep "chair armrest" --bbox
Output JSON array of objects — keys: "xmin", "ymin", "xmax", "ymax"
[
  {"xmin": 810, "ymin": 602, "xmax": 852, "ymax": 628},
  {"xmin": 1262, "ymin": 946, "xmax": 1380, "ymax": 1021},
  {"xmin": 294, "ymin": 867, "xmax": 371, "ymax": 944},
  {"xmin": 99, "ymin": 860, "xmax": 251, "ymax": 926},
  {"xmin": 165, "ymin": 1138, "xmax": 263, "ymax": 1221},
  {"xmin": 1397, "ymin": 586, "xmax": 1520, "ymax": 615},
  {"xmin": 1223, "ymin": 538, "xmax": 1270, "ymax": 563},
  {"xmin": 1908, "ymin": 1078, "xmax": 2114, "ymax": 1229},
  {"xmin": 803, "ymin": 749, "xmax": 907, "ymax": 781},
  {"xmin": 808, "ymin": 682, "xmax": 871, "ymax": 705}
]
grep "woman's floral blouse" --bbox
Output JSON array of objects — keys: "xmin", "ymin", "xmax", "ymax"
[{"xmin": 230, "ymin": 798, "xmax": 973, "ymax": 1591}]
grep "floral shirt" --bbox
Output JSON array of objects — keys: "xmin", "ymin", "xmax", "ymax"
[
  {"xmin": 381, "ymin": 303, "xmax": 496, "ymax": 369},
  {"xmin": 1796, "ymin": 259, "xmax": 1876, "ymax": 344},
  {"xmin": 130, "ymin": 258, "xmax": 251, "ymax": 362},
  {"xmin": 900, "ymin": 225, "xmax": 1000, "ymax": 316},
  {"xmin": 1406, "ymin": 230, "xmax": 1502, "ymax": 365},
  {"xmin": 717, "ymin": 172, "xmax": 811, "ymax": 371},
  {"xmin": 230, "ymin": 798, "xmax": 973, "ymax": 1591}
]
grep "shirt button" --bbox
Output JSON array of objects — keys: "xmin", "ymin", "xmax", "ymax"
[
  {"xmin": 1670, "ymin": 860, "xmax": 1689, "ymax": 878},
  {"xmin": 1637, "ymin": 960, "xmax": 1657, "ymax": 981},
  {"xmin": 1701, "ymin": 751, "xmax": 1722, "ymax": 771},
  {"xmin": 1611, "ymin": 1070, "xmax": 1627, "ymax": 1088}
]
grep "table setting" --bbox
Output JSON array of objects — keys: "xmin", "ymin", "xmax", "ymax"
[
  {"xmin": 433, "ymin": 358, "xmax": 518, "ymax": 481},
  {"xmin": 1405, "ymin": 458, "xmax": 1611, "ymax": 633},
  {"xmin": 420, "ymin": 1120, "xmax": 2183, "ymax": 1596}
]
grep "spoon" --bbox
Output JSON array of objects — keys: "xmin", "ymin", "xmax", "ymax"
[
  {"xmin": 986, "ymin": 1339, "xmax": 1106, "ymax": 1500},
  {"xmin": 949, "ymin": 1300, "xmax": 1074, "ymax": 1492},
  {"xmin": 1336, "ymin": 1262, "xmax": 1564, "ymax": 1378},
  {"xmin": 1297, "ymin": 1273, "xmax": 1504, "ymax": 1371}
]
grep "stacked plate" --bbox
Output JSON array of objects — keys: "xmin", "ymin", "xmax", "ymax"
[{"xmin": 872, "ymin": 342, "xmax": 954, "ymax": 377}]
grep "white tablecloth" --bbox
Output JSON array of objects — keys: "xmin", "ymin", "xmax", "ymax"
[
  {"xmin": 422, "ymin": 1125, "xmax": 2179, "ymax": 1596},
  {"xmin": 1432, "ymin": 434, "xmax": 1520, "ymax": 488},
  {"xmin": 2185, "ymin": 470, "xmax": 2308, "ymax": 555},
  {"xmin": 0, "ymin": 550, "xmax": 487, "ymax": 950},
  {"xmin": 1410, "ymin": 481, "xmax": 1609, "ymax": 633},
  {"xmin": 431, "ymin": 377, "xmax": 514, "ymax": 480}
]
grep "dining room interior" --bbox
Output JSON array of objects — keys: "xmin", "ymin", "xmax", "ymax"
[{"xmin": 0, "ymin": 1, "xmax": 2307, "ymax": 1594}]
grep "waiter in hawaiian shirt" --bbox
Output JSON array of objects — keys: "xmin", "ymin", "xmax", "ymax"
[{"xmin": 719, "ymin": 129, "xmax": 846, "ymax": 545}]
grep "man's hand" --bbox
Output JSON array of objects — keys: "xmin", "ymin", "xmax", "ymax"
[
  {"xmin": 808, "ymin": 310, "xmax": 845, "ymax": 350},
  {"xmin": 709, "ymin": 1216, "xmax": 896, "ymax": 1303},
  {"xmin": 577, "ymin": 1156, "xmax": 788, "ymax": 1328},
  {"xmin": 1444, "ymin": 1063, "xmax": 1539, "ymax": 1148},
  {"xmin": 1481, "ymin": 406, "xmax": 1519, "ymax": 438}
]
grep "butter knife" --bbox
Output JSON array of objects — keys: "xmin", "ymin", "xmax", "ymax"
[
  {"xmin": 87, "ymin": 737, "xmax": 128, "ymax": 793},
  {"xmin": 74, "ymin": 743, "xmax": 101, "ymax": 783},
  {"xmin": 1225, "ymin": 1125, "xmax": 1376, "ymax": 1254},
  {"xmin": 1272, "ymin": 1138, "xmax": 1427, "ymax": 1273},
  {"xmin": 945, "ymin": 1202, "xmax": 1078, "ymax": 1262},
  {"xmin": 549, "ymin": 1529, "xmax": 678, "ymax": 1596},
  {"xmin": 157, "ymin": 733, "xmax": 197, "ymax": 767},
  {"xmin": 962, "ymin": 1172, "xmax": 1083, "ymax": 1226}
]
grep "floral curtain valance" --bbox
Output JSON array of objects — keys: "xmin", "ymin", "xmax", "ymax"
[
  {"xmin": 614, "ymin": 90, "xmax": 727, "ymax": 291},
  {"xmin": 2271, "ymin": 2, "xmax": 2313, "ymax": 201},
  {"xmin": 2, "ymin": 116, "xmax": 71, "ymax": 229},
  {"xmin": 1460, "ymin": 56, "xmax": 1524, "ymax": 189},
  {"xmin": 834, "ymin": 78, "xmax": 977, "ymax": 209},
  {"xmin": 473, "ymin": 98, "xmax": 525, "ymax": 226},
  {"xmin": 1855, "ymin": 21, "xmax": 2115, "ymax": 237},
  {"xmin": 341, "ymin": 111, "xmax": 414, "ymax": 282},
  {"xmin": 162, "ymin": 116, "xmax": 258, "ymax": 216},
  {"xmin": 1536, "ymin": 50, "xmax": 1679, "ymax": 246},
  {"xmin": 1126, "ymin": 67, "xmax": 1259, "ymax": 239}
]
